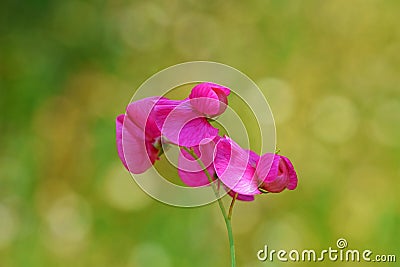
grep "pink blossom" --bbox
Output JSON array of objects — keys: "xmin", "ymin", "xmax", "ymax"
[
  {"xmin": 227, "ymin": 190, "xmax": 255, "ymax": 201},
  {"xmin": 177, "ymin": 136, "xmax": 255, "ymax": 201},
  {"xmin": 189, "ymin": 82, "xmax": 230, "ymax": 117},
  {"xmin": 116, "ymin": 97, "xmax": 168, "ymax": 174},
  {"xmin": 154, "ymin": 82, "xmax": 230, "ymax": 147},
  {"xmin": 255, "ymin": 153, "xmax": 298, "ymax": 193},
  {"xmin": 214, "ymin": 137, "xmax": 298, "ymax": 197},
  {"xmin": 178, "ymin": 137, "xmax": 219, "ymax": 187}
]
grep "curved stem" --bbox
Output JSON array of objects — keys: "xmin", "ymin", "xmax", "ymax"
[
  {"xmin": 228, "ymin": 192, "xmax": 238, "ymax": 220},
  {"xmin": 182, "ymin": 147, "xmax": 236, "ymax": 267}
]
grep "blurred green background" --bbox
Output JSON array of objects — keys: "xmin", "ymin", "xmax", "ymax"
[{"xmin": 1, "ymin": 0, "xmax": 399, "ymax": 266}]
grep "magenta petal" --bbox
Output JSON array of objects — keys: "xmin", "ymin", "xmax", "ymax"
[
  {"xmin": 280, "ymin": 155, "xmax": 298, "ymax": 190},
  {"xmin": 257, "ymin": 154, "xmax": 293, "ymax": 193},
  {"xmin": 189, "ymin": 84, "xmax": 220, "ymax": 116},
  {"xmin": 156, "ymin": 101, "xmax": 219, "ymax": 147},
  {"xmin": 116, "ymin": 114, "xmax": 128, "ymax": 170},
  {"xmin": 196, "ymin": 82, "xmax": 231, "ymax": 96},
  {"xmin": 214, "ymin": 137, "xmax": 260, "ymax": 195},
  {"xmin": 212, "ymin": 87, "xmax": 229, "ymax": 116},
  {"xmin": 178, "ymin": 137, "xmax": 219, "ymax": 186},
  {"xmin": 179, "ymin": 137, "xmax": 218, "ymax": 173},
  {"xmin": 227, "ymin": 190, "xmax": 255, "ymax": 201},
  {"xmin": 120, "ymin": 112, "xmax": 157, "ymax": 174},
  {"xmin": 255, "ymin": 153, "xmax": 278, "ymax": 183},
  {"xmin": 154, "ymin": 101, "xmax": 181, "ymax": 131},
  {"xmin": 116, "ymin": 97, "xmax": 169, "ymax": 174},
  {"xmin": 153, "ymin": 99, "xmax": 183, "ymax": 132},
  {"xmin": 126, "ymin": 97, "xmax": 162, "ymax": 134},
  {"xmin": 248, "ymin": 149, "xmax": 260, "ymax": 168},
  {"xmin": 179, "ymin": 169, "xmax": 215, "ymax": 187},
  {"xmin": 189, "ymin": 82, "xmax": 230, "ymax": 117},
  {"xmin": 178, "ymin": 156, "xmax": 215, "ymax": 187},
  {"xmin": 178, "ymin": 118, "xmax": 219, "ymax": 147}
]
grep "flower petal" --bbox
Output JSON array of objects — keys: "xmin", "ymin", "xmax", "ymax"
[
  {"xmin": 189, "ymin": 82, "xmax": 230, "ymax": 117},
  {"xmin": 248, "ymin": 149, "xmax": 260, "ymax": 168},
  {"xmin": 153, "ymin": 99, "xmax": 183, "ymax": 132},
  {"xmin": 178, "ymin": 137, "xmax": 220, "ymax": 186},
  {"xmin": 257, "ymin": 154, "xmax": 294, "ymax": 193},
  {"xmin": 214, "ymin": 137, "xmax": 260, "ymax": 195},
  {"xmin": 116, "ymin": 114, "xmax": 128, "ymax": 170},
  {"xmin": 126, "ymin": 96, "xmax": 168, "ymax": 140},
  {"xmin": 178, "ymin": 160, "xmax": 215, "ymax": 187},
  {"xmin": 227, "ymin": 190, "xmax": 255, "ymax": 201},
  {"xmin": 179, "ymin": 137, "xmax": 219, "ymax": 173},
  {"xmin": 255, "ymin": 153, "xmax": 278, "ymax": 183},
  {"xmin": 280, "ymin": 155, "xmax": 298, "ymax": 190},
  {"xmin": 155, "ymin": 100, "xmax": 219, "ymax": 147},
  {"xmin": 118, "ymin": 113, "xmax": 158, "ymax": 174},
  {"xmin": 126, "ymin": 97, "xmax": 161, "ymax": 130},
  {"xmin": 178, "ymin": 118, "xmax": 219, "ymax": 147}
]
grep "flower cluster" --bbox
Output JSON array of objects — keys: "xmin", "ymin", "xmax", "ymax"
[{"xmin": 116, "ymin": 82, "xmax": 298, "ymax": 201}]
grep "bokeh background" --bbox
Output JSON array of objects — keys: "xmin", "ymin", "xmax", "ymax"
[{"xmin": 1, "ymin": 0, "xmax": 399, "ymax": 266}]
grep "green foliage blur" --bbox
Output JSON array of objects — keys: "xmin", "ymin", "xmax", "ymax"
[{"xmin": 1, "ymin": 1, "xmax": 399, "ymax": 266}]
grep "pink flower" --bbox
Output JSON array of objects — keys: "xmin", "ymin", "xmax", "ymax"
[
  {"xmin": 214, "ymin": 137, "xmax": 298, "ymax": 197},
  {"xmin": 189, "ymin": 82, "xmax": 230, "ymax": 117},
  {"xmin": 256, "ymin": 152, "xmax": 298, "ymax": 193},
  {"xmin": 154, "ymin": 82, "xmax": 230, "ymax": 147},
  {"xmin": 178, "ymin": 137, "xmax": 219, "ymax": 187},
  {"xmin": 116, "ymin": 97, "xmax": 169, "ymax": 174},
  {"xmin": 227, "ymin": 190, "xmax": 255, "ymax": 201},
  {"xmin": 177, "ymin": 136, "xmax": 255, "ymax": 201}
]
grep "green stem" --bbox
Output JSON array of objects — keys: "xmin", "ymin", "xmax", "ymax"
[
  {"xmin": 182, "ymin": 147, "xmax": 236, "ymax": 267},
  {"xmin": 225, "ymin": 217, "xmax": 236, "ymax": 267}
]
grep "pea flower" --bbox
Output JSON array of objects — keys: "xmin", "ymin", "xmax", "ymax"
[
  {"xmin": 116, "ymin": 96, "xmax": 173, "ymax": 174},
  {"xmin": 178, "ymin": 137, "xmax": 219, "ymax": 187},
  {"xmin": 177, "ymin": 136, "xmax": 255, "ymax": 201},
  {"xmin": 154, "ymin": 82, "xmax": 230, "ymax": 147},
  {"xmin": 116, "ymin": 79, "xmax": 299, "ymax": 267},
  {"xmin": 214, "ymin": 136, "xmax": 298, "ymax": 198}
]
